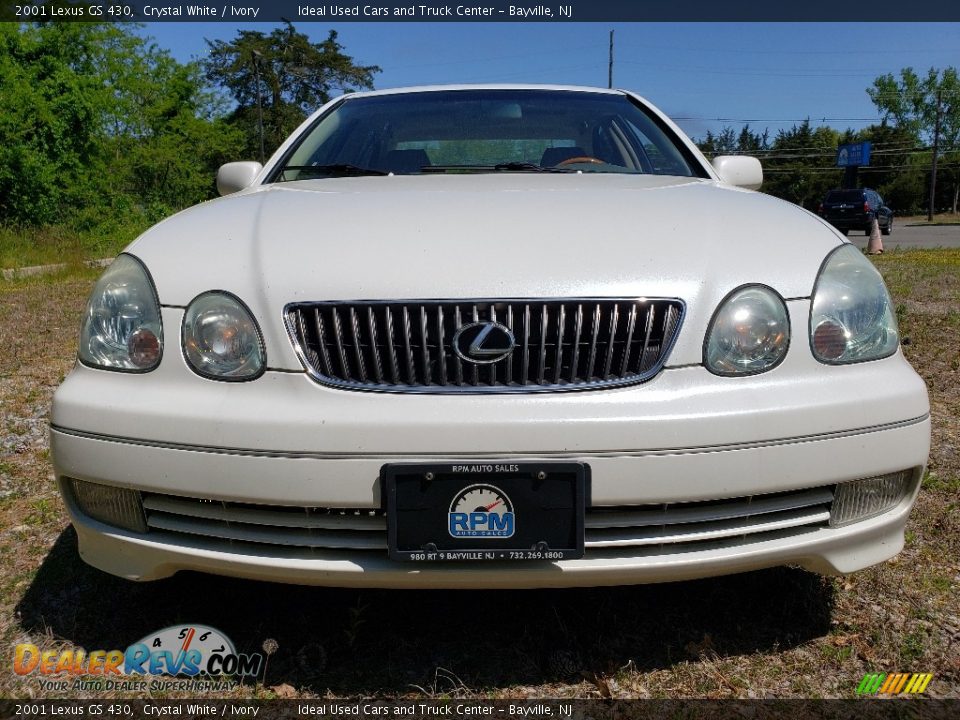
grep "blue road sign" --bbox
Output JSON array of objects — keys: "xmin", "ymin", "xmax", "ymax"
[{"xmin": 837, "ymin": 142, "xmax": 872, "ymax": 167}]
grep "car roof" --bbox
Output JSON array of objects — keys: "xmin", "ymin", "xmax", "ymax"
[{"xmin": 338, "ymin": 84, "xmax": 629, "ymax": 100}]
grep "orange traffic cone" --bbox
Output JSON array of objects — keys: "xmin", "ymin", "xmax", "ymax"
[{"xmin": 866, "ymin": 217, "xmax": 884, "ymax": 255}]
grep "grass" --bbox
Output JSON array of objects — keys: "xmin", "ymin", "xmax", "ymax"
[
  {"xmin": 0, "ymin": 220, "xmax": 149, "ymax": 270},
  {"xmin": 899, "ymin": 213, "xmax": 960, "ymax": 226},
  {"xmin": 0, "ymin": 251, "xmax": 957, "ymax": 700}
]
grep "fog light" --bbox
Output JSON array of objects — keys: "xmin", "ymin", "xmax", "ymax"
[
  {"xmin": 830, "ymin": 471, "xmax": 912, "ymax": 527},
  {"xmin": 68, "ymin": 478, "xmax": 147, "ymax": 533}
]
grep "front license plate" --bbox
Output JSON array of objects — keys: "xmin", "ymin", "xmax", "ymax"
[{"xmin": 383, "ymin": 462, "xmax": 586, "ymax": 562}]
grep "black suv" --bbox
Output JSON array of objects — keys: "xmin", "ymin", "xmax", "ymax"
[{"xmin": 818, "ymin": 188, "xmax": 893, "ymax": 236}]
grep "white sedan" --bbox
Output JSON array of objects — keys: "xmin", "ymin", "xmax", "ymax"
[{"xmin": 51, "ymin": 85, "xmax": 930, "ymax": 588}]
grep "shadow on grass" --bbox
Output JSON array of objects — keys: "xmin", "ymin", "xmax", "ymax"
[{"xmin": 16, "ymin": 528, "xmax": 834, "ymax": 694}]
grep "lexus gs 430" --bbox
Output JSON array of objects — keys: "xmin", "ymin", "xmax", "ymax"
[{"xmin": 51, "ymin": 86, "xmax": 930, "ymax": 587}]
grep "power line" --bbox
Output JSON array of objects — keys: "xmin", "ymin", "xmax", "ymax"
[
  {"xmin": 385, "ymin": 42, "xmax": 607, "ymax": 70},
  {"xmin": 717, "ymin": 146, "xmax": 936, "ymax": 160},
  {"xmin": 452, "ymin": 63, "xmax": 602, "ymax": 83},
  {"xmin": 676, "ymin": 116, "xmax": 880, "ymax": 123},
  {"xmin": 617, "ymin": 60, "xmax": 884, "ymax": 78},
  {"xmin": 739, "ymin": 151, "xmax": 934, "ymax": 161},
  {"xmin": 763, "ymin": 163, "xmax": 949, "ymax": 174},
  {"xmin": 711, "ymin": 141, "xmax": 926, "ymax": 153},
  {"xmin": 619, "ymin": 43, "xmax": 958, "ymax": 57}
]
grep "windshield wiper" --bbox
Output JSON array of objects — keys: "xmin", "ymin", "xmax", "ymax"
[
  {"xmin": 280, "ymin": 164, "xmax": 389, "ymax": 179},
  {"xmin": 494, "ymin": 162, "xmax": 579, "ymax": 173},
  {"xmin": 494, "ymin": 162, "xmax": 550, "ymax": 172},
  {"xmin": 421, "ymin": 163, "xmax": 575, "ymax": 174}
]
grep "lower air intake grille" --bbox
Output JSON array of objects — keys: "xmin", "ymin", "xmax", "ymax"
[
  {"xmin": 139, "ymin": 486, "xmax": 833, "ymax": 556},
  {"xmin": 285, "ymin": 298, "xmax": 684, "ymax": 393}
]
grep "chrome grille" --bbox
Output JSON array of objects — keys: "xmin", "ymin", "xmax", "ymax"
[
  {"xmin": 140, "ymin": 486, "xmax": 832, "ymax": 555},
  {"xmin": 141, "ymin": 495, "xmax": 386, "ymax": 550},
  {"xmin": 285, "ymin": 298, "xmax": 684, "ymax": 393},
  {"xmin": 584, "ymin": 487, "xmax": 833, "ymax": 548}
]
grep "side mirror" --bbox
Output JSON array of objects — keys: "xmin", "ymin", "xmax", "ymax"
[
  {"xmin": 711, "ymin": 156, "xmax": 763, "ymax": 190},
  {"xmin": 216, "ymin": 161, "xmax": 263, "ymax": 196}
]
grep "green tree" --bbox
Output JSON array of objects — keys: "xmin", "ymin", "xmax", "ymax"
[
  {"xmin": 204, "ymin": 23, "xmax": 380, "ymax": 160},
  {"xmin": 697, "ymin": 127, "xmax": 737, "ymax": 156},
  {"xmin": 0, "ymin": 22, "xmax": 242, "ymax": 228},
  {"xmin": 868, "ymin": 67, "xmax": 960, "ymax": 213},
  {"xmin": 0, "ymin": 23, "xmax": 103, "ymax": 224},
  {"xmin": 697, "ymin": 126, "xmax": 768, "ymax": 157},
  {"xmin": 854, "ymin": 123, "xmax": 925, "ymax": 215},
  {"xmin": 761, "ymin": 121, "xmax": 841, "ymax": 210},
  {"xmin": 96, "ymin": 43, "xmax": 243, "ymax": 217},
  {"xmin": 868, "ymin": 67, "xmax": 959, "ymax": 147},
  {"xmin": 736, "ymin": 125, "xmax": 769, "ymax": 154}
]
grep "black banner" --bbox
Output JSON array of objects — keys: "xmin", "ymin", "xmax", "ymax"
[{"xmin": 3, "ymin": 0, "xmax": 960, "ymax": 22}]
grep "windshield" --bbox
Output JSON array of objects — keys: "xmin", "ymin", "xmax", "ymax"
[{"xmin": 270, "ymin": 89, "xmax": 703, "ymax": 180}]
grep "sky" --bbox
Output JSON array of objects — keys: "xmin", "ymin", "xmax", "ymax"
[{"xmin": 138, "ymin": 21, "xmax": 960, "ymax": 141}]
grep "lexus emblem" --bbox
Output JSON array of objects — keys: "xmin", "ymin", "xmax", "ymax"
[{"xmin": 452, "ymin": 321, "xmax": 516, "ymax": 364}]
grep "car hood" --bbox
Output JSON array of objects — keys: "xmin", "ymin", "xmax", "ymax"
[{"xmin": 128, "ymin": 174, "xmax": 843, "ymax": 370}]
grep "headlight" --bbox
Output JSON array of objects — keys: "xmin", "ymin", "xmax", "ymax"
[
  {"xmin": 78, "ymin": 254, "xmax": 163, "ymax": 372},
  {"xmin": 810, "ymin": 245, "xmax": 898, "ymax": 364},
  {"xmin": 182, "ymin": 291, "xmax": 265, "ymax": 381},
  {"xmin": 704, "ymin": 285, "xmax": 790, "ymax": 376}
]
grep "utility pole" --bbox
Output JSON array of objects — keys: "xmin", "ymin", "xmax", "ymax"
[
  {"xmin": 608, "ymin": 30, "xmax": 614, "ymax": 89},
  {"xmin": 252, "ymin": 49, "xmax": 266, "ymax": 165},
  {"xmin": 928, "ymin": 89, "xmax": 942, "ymax": 223}
]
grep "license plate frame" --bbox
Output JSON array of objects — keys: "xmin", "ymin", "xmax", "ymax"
[{"xmin": 383, "ymin": 462, "xmax": 587, "ymax": 562}]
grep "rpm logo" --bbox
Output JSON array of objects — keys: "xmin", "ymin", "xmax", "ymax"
[{"xmin": 448, "ymin": 484, "xmax": 515, "ymax": 538}]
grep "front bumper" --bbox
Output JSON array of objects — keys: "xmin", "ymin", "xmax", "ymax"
[
  {"xmin": 50, "ymin": 300, "xmax": 931, "ymax": 587},
  {"xmin": 60, "ymin": 469, "xmax": 922, "ymax": 588}
]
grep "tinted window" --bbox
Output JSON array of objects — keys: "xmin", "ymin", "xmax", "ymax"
[
  {"xmin": 273, "ymin": 90, "xmax": 702, "ymax": 179},
  {"xmin": 825, "ymin": 190, "xmax": 865, "ymax": 203}
]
